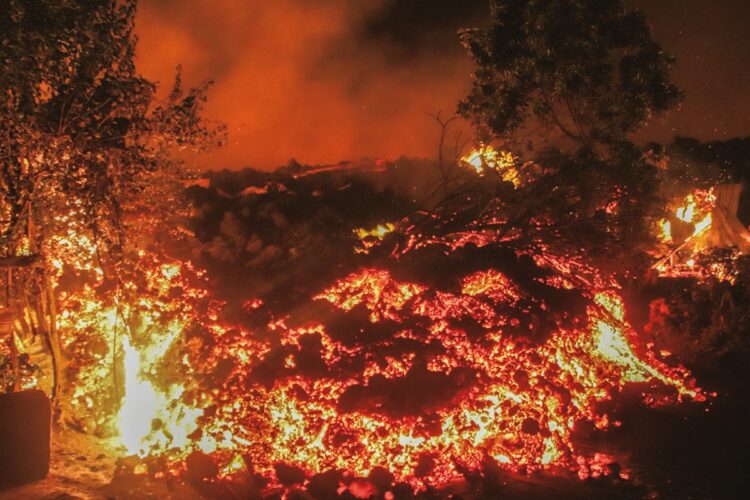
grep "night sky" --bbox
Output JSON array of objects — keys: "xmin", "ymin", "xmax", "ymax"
[{"xmin": 135, "ymin": 0, "xmax": 750, "ymax": 170}]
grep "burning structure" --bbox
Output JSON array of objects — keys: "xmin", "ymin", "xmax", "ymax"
[{"xmin": 655, "ymin": 185, "xmax": 750, "ymax": 281}]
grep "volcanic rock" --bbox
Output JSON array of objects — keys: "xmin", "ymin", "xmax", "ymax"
[
  {"xmin": 367, "ymin": 466, "xmax": 395, "ymax": 491},
  {"xmin": 274, "ymin": 462, "xmax": 307, "ymax": 486},
  {"xmin": 307, "ymin": 469, "xmax": 343, "ymax": 498},
  {"xmin": 185, "ymin": 451, "xmax": 218, "ymax": 484},
  {"xmin": 521, "ymin": 417, "xmax": 541, "ymax": 435}
]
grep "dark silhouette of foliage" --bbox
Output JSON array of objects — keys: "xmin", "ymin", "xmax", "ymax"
[
  {"xmin": 459, "ymin": 0, "xmax": 681, "ymax": 157},
  {"xmin": 450, "ymin": 0, "xmax": 684, "ymax": 271},
  {"xmin": 1, "ymin": 0, "xmax": 223, "ymax": 259}
]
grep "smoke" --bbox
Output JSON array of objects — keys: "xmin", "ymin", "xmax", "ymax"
[
  {"xmin": 136, "ymin": 0, "xmax": 750, "ymax": 171},
  {"xmin": 135, "ymin": 0, "xmax": 486, "ymax": 170}
]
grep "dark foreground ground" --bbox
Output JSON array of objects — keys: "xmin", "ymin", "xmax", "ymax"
[
  {"xmin": 604, "ymin": 350, "xmax": 750, "ymax": 500},
  {"xmin": 1, "ymin": 351, "xmax": 748, "ymax": 500}
]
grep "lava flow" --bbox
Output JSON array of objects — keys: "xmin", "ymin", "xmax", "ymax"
[{"xmin": 48, "ymin": 212, "xmax": 707, "ymax": 493}]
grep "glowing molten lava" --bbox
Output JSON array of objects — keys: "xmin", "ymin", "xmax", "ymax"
[
  {"xmin": 55, "ymin": 217, "xmax": 706, "ymax": 491},
  {"xmin": 163, "ymin": 258, "xmax": 701, "ymax": 488}
]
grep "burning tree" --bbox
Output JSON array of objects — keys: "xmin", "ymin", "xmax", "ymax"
[
  {"xmin": 0, "ymin": 0, "xmax": 222, "ymax": 416},
  {"xmin": 456, "ymin": 0, "xmax": 682, "ymax": 269}
]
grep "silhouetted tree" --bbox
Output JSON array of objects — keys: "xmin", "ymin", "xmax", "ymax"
[
  {"xmin": 460, "ymin": 0, "xmax": 681, "ymax": 156},
  {"xmin": 454, "ymin": 0, "xmax": 683, "ymax": 269}
]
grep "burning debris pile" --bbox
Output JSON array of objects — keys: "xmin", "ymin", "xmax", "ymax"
[
  {"xmin": 32, "ymin": 163, "xmax": 709, "ymax": 497},
  {"xmin": 654, "ymin": 185, "xmax": 750, "ymax": 282}
]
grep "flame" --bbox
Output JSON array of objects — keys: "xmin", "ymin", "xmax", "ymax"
[
  {"xmin": 461, "ymin": 145, "xmax": 519, "ymax": 185},
  {"xmin": 659, "ymin": 219, "xmax": 672, "ymax": 243},
  {"xmin": 675, "ymin": 195, "xmax": 696, "ymax": 223},
  {"xmin": 355, "ymin": 223, "xmax": 395, "ymax": 240},
  {"xmin": 354, "ymin": 222, "xmax": 396, "ymax": 254},
  {"xmin": 655, "ymin": 188, "xmax": 723, "ymax": 279},
  {"xmin": 692, "ymin": 213, "xmax": 712, "ymax": 237},
  {"xmin": 658, "ymin": 189, "xmax": 715, "ymax": 246},
  {"xmin": 118, "ymin": 335, "xmax": 160, "ymax": 454},
  {"xmin": 116, "ymin": 325, "xmax": 205, "ymax": 456}
]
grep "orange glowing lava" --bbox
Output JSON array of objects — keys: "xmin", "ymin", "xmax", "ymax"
[{"xmin": 54, "ymin": 218, "xmax": 705, "ymax": 491}]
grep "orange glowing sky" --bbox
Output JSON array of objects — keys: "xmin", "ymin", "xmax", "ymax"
[{"xmin": 135, "ymin": 0, "xmax": 750, "ymax": 171}]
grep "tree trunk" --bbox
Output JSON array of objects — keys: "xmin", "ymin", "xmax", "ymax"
[{"xmin": 42, "ymin": 270, "xmax": 65, "ymax": 417}]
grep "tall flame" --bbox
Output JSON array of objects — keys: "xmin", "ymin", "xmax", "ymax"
[
  {"xmin": 118, "ymin": 335, "xmax": 159, "ymax": 455},
  {"xmin": 116, "ymin": 330, "xmax": 205, "ymax": 457}
]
